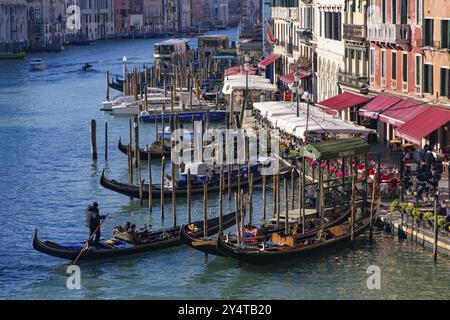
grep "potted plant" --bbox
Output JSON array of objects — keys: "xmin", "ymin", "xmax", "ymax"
[
  {"xmin": 423, "ymin": 212, "xmax": 434, "ymax": 228},
  {"xmin": 412, "ymin": 208, "xmax": 423, "ymax": 226},
  {"xmin": 390, "ymin": 199, "xmax": 401, "ymax": 214}
]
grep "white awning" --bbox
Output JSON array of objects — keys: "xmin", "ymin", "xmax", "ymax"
[
  {"xmin": 253, "ymin": 101, "xmax": 375, "ymax": 139},
  {"xmin": 222, "ymin": 75, "xmax": 278, "ymax": 95}
]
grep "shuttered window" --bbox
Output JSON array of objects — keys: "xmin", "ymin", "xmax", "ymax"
[
  {"xmin": 392, "ymin": 0, "xmax": 397, "ymax": 24},
  {"xmin": 440, "ymin": 68, "xmax": 450, "ymax": 98},
  {"xmin": 391, "ymin": 52, "xmax": 397, "ymax": 80},
  {"xmin": 442, "ymin": 20, "xmax": 449, "ymax": 49},
  {"xmin": 402, "ymin": 53, "xmax": 408, "ymax": 82},
  {"xmin": 415, "ymin": 55, "xmax": 422, "ymax": 87},
  {"xmin": 424, "ymin": 19, "xmax": 434, "ymax": 47},
  {"xmin": 424, "ymin": 64, "xmax": 433, "ymax": 94}
]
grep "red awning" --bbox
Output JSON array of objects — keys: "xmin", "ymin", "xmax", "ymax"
[
  {"xmin": 395, "ymin": 107, "xmax": 450, "ymax": 145},
  {"xmin": 379, "ymin": 100, "xmax": 429, "ymax": 126},
  {"xmin": 358, "ymin": 95, "xmax": 402, "ymax": 119},
  {"xmin": 317, "ymin": 92, "xmax": 371, "ymax": 116},
  {"xmin": 224, "ymin": 66, "xmax": 257, "ymax": 77},
  {"xmin": 280, "ymin": 71, "xmax": 310, "ymax": 85},
  {"xmin": 258, "ymin": 54, "xmax": 281, "ymax": 68}
]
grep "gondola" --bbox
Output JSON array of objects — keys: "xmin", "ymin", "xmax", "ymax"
[
  {"xmin": 180, "ymin": 204, "xmax": 353, "ymax": 257},
  {"xmin": 32, "ymin": 211, "xmax": 236, "ymax": 261},
  {"xmin": 118, "ymin": 137, "xmax": 171, "ymax": 160},
  {"xmin": 100, "ymin": 169, "xmax": 264, "ymax": 199},
  {"xmin": 216, "ymin": 209, "xmax": 377, "ymax": 265},
  {"xmin": 109, "ymin": 77, "xmax": 124, "ymax": 92}
]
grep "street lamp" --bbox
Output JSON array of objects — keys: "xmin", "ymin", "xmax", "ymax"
[
  {"xmin": 294, "ymin": 71, "xmax": 301, "ymax": 117},
  {"xmin": 240, "ymin": 53, "xmax": 251, "ymax": 127},
  {"xmin": 244, "ymin": 54, "xmax": 251, "ymax": 107}
]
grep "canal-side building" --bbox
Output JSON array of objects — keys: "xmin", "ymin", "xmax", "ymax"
[
  {"xmin": 318, "ymin": 0, "xmax": 370, "ymax": 122},
  {"xmin": 0, "ymin": 0, "xmax": 28, "ymax": 54},
  {"xmin": 26, "ymin": 0, "xmax": 66, "ymax": 51},
  {"xmin": 362, "ymin": 0, "xmax": 426, "ymax": 144},
  {"xmin": 228, "ymin": 0, "xmax": 243, "ymax": 26},
  {"xmin": 338, "ymin": 0, "xmax": 369, "ymax": 96},
  {"xmin": 422, "ymin": 0, "xmax": 450, "ymax": 106},
  {"xmin": 68, "ymin": 0, "xmax": 114, "ymax": 41},
  {"xmin": 267, "ymin": 1, "xmax": 313, "ymax": 95},
  {"xmin": 143, "ymin": 0, "xmax": 164, "ymax": 33},
  {"xmin": 315, "ymin": 0, "xmax": 345, "ymax": 102},
  {"xmin": 113, "ymin": 0, "xmax": 129, "ymax": 36}
]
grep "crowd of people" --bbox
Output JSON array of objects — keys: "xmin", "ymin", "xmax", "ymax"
[{"xmin": 402, "ymin": 144, "xmax": 443, "ymax": 199}]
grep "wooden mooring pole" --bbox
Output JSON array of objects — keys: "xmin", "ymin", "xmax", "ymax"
[
  {"xmin": 104, "ymin": 120, "xmax": 108, "ymax": 160},
  {"xmin": 160, "ymin": 156, "xmax": 165, "ymax": 222},
  {"xmin": 171, "ymin": 161, "xmax": 176, "ymax": 227},
  {"xmin": 203, "ymin": 182, "xmax": 208, "ymax": 238},
  {"xmin": 90, "ymin": 119, "xmax": 97, "ymax": 160},
  {"xmin": 148, "ymin": 155, "xmax": 152, "ymax": 213},
  {"xmin": 187, "ymin": 168, "xmax": 192, "ymax": 224}
]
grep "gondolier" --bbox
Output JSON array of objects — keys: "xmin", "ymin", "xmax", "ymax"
[{"xmin": 85, "ymin": 202, "xmax": 106, "ymax": 245}]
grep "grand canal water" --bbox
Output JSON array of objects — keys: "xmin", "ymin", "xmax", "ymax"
[{"xmin": 0, "ymin": 29, "xmax": 449, "ymax": 300}]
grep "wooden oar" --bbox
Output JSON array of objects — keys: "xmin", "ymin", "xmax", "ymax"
[{"xmin": 70, "ymin": 214, "xmax": 109, "ymax": 266}]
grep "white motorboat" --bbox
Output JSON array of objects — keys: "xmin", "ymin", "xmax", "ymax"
[
  {"xmin": 30, "ymin": 58, "xmax": 46, "ymax": 71},
  {"xmin": 102, "ymin": 95, "xmax": 135, "ymax": 111},
  {"xmin": 112, "ymin": 101, "xmax": 141, "ymax": 116}
]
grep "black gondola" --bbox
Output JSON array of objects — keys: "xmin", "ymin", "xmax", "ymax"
[
  {"xmin": 118, "ymin": 137, "xmax": 171, "ymax": 160},
  {"xmin": 215, "ymin": 210, "xmax": 377, "ymax": 265},
  {"xmin": 109, "ymin": 77, "xmax": 124, "ymax": 92},
  {"xmin": 179, "ymin": 205, "xmax": 353, "ymax": 257},
  {"xmin": 32, "ymin": 211, "xmax": 236, "ymax": 261},
  {"xmin": 100, "ymin": 169, "xmax": 265, "ymax": 199}
]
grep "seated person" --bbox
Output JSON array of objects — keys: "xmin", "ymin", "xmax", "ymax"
[
  {"xmin": 129, "ymin": 224, "xmax": 139, "ymax": 243},
  {"xmin": 123, "ymin": 222, "xmax": 131, "ymax": 232}
]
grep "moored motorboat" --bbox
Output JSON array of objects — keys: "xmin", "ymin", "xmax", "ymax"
[{"xmin": 33, "ymin": 211, "xmax": 236, "ymax": 261}]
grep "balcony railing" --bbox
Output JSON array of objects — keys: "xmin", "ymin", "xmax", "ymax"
[
  {"xmin": 337, "ymin": 72, "xmax": 369, "ymax": 89},
  {"xmin": 343, "ymin": 24, "xmax": 366, "ymax": 42},
  {"xmin": 297, "ymin": 28, "xmax": 313, "ymax": 43},
  {"xmin": 286, "ymin": 43, "xmax": 293, "ymax": 55},
  {"xmin": 367, "ymin": 23, "xmax": 411, "ymax": 45},
  {"xmin": 271, "ymin": 7, "xmax": 299, "ymax": 20}
]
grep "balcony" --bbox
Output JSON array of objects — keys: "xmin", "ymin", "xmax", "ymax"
[
  {"xmin": 286, "ymin": 43, "xmax": 293, "ymax": 55},
  {"xmin": 297, "ymin": 28, "xmax": 313, "ymax": 43},
  {"xmin": 338, "ymin": 72, "xmax": 369, "ymax": 90},
  {"xmin": 343, "ymin": 24, "xmax": 366, "ymax": 42},
  {"xmin": 367, "ymin": 23, "xmax": 411, "ymax": 47},
  {"xmin": 271, "ymin": 7, "xmax": 299, "ymax": 20}
]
